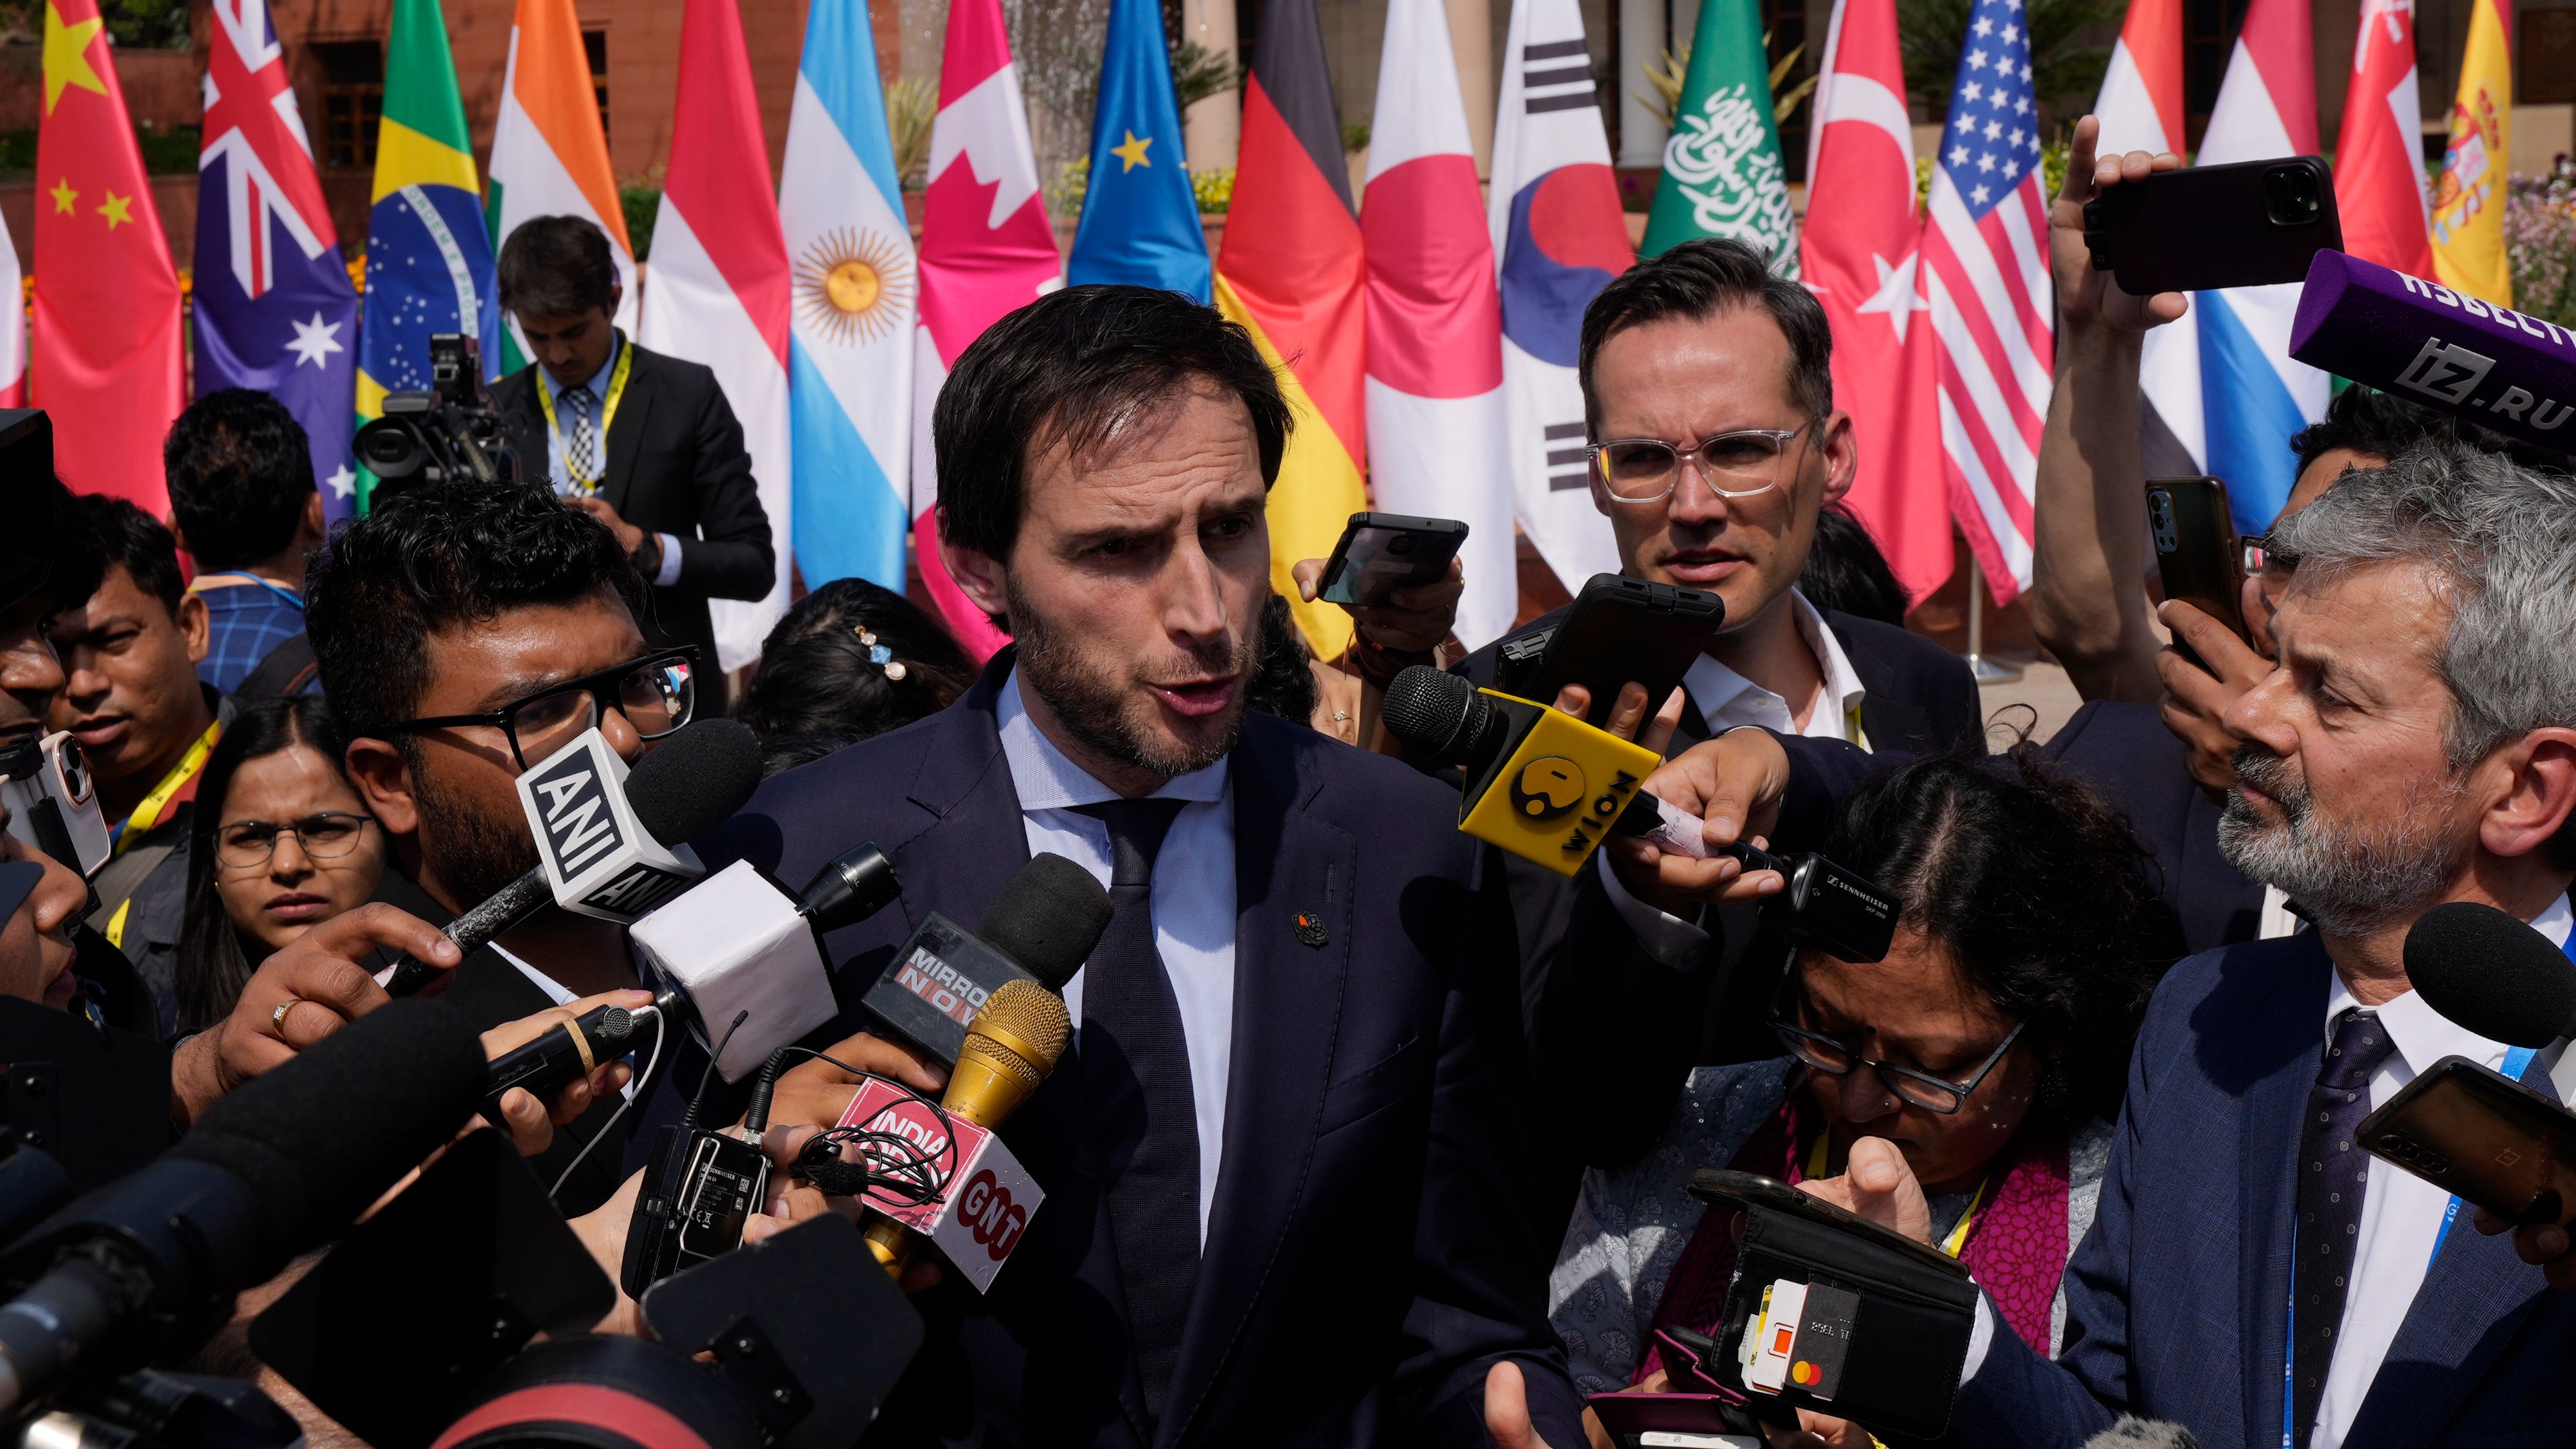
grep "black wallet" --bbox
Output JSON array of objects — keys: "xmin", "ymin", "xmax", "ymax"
[{"xmin": 1689, "ymin": 1169, "xmax": 1980, "ymax": 1442}]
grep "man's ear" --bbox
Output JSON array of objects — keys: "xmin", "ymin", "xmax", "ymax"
[
  {"xmin": 344, "ymin": 738, "xmax": 422, "ymax": 842},
  {"xmin": 937, "ymin": 510, "xmax": 1013, "ymax": 624},
  {"xmin": 300, "ymin": 489, "xmax": 327, "ymax": 547},
  {"xmin": 1817, "ymin": 410, "xmax": 1857, "ymax": 508},
  {"xmin": 175, "ymin": 592, "xmax": 210, "ymax": 666},
  {"xmin": 2480, "ymin": 727, "xmax": 2576, "ymax": 863},
  {"xmin": 164, "ymin": 513, "xmax": 191, "ymax": 559}
]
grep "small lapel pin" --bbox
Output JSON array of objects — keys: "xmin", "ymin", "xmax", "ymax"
[{"xmin": 1292, "ymin": 910, "xmax": 1329, "ymax": 949}]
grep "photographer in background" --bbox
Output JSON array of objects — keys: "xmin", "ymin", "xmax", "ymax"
[
  {"xmin": 164, "ymin": 389, "xmax": 327, "ymax": 698},
  {"xmin": 47, "ymin": 497, "xmax": 224, "ymax": 1036},
  {"xmin": 489, "ymin": 216, "xmax": 772, "ymax": 708}
]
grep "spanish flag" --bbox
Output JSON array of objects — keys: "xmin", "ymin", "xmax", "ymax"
[
  {"xmin": 2432, "ymin": 0, "xmax": 2512, "ymax": 306},
  {"xmin": 1213, "ymin": 0, "xmax": 1367, "ymax": 659}
]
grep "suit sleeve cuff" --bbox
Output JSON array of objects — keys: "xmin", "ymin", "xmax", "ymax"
[
  {"xmin": 653, "ymin": 533, "xmax": 685, "ymax": 588},
  {"xmin": 1596, "ymin": 849, "xmax": 1708, "ymax": 967}
]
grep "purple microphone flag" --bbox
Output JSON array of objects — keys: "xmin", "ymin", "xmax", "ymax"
[{"xmin": 2291, "ymin": 249, "xmax": 2576, "ymax": 453}]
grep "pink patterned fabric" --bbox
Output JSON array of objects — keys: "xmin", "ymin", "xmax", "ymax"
[{"xmin": 1635, "ymin": 1098, "xmax": 2072, "ymax": 1385}]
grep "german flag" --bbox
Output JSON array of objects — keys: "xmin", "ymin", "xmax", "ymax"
[{"xmin": 1215, "ymin": 0, "xmax": 1368, "ymax": 659}]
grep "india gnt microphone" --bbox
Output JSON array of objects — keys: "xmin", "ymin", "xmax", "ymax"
[
  {"xmin": 1382, "ymin": 666, "xmax": 1898, "ymax": 962},
  {"xmin": 0, "ymin": 998, "xmax": 487, "ymax": 1412},
  {"xmin": 2291, "ymin": 248, "xmax": 2576, "ymax": 454},
  {"xmin": 384, "ymin": 718, "xmax": 764, "ymax": 996},
  {"xmin": 2406, "ymin": 901, "xmax": 2576, "ymax": 1048}
]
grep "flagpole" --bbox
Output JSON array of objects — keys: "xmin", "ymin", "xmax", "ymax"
[{"xmin": 1963, "ymin": 553, "xmax": 2021, "ymax": 683}]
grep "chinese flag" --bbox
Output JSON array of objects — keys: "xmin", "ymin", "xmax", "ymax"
[{"xmin": 34, "ymin": 0, "xmax": 183, "ymax": 512}]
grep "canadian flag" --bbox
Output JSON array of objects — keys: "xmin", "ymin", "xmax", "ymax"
[
  {"xmin": 637, "ymin": 0, "xmax": 792, "ymax": 670},
  {"xmin": 1363, "ymin": 0, "xmax": 1515, "ymax": 649},
  {"xmin": 1800, "ymin": 0, "xmax": 1945, "ymax": 602},
  {"xmin": 2337, "ymin": 0, "xmax": 2432, "ymax": 274},
  {"xmin": 911, "ymin": 0, "xmax": 1061, "ymax": 660}
]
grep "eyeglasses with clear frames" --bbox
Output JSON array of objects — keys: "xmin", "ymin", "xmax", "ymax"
[
  {"xmin": 216, "ymin": 812, "xmax": 377, "ymax": 869},
  {"xmin": 1586, "ymin": 422, "xmax": 1815, "ymax": 503}
]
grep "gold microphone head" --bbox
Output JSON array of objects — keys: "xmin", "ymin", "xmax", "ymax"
[{"xmin": 944, "ymin": 979, "xmax": 1071, "ymax": 1128}]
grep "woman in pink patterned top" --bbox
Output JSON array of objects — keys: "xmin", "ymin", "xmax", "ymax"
[{"xmin": 1548, "ymin": 750, "xmax": 2184, "ymax": 1427}]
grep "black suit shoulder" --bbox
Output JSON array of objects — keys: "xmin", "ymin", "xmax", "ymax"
[{"xmin": 1822, "ymin": 608, "xmax": 1984, "ymax": 753}]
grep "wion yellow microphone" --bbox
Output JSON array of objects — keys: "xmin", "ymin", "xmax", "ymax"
[{"xmin": 1382, "ymin": 666, "xmax": 1897, "ymax": 960}]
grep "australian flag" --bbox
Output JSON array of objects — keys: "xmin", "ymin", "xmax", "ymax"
[{"xmin": 195, "ymin": 0, "xmax": 360, "ymax": 514}]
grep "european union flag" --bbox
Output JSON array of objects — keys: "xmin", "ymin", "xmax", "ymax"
[{"xmin": 1066, "ymin": 0, "xmax": 1211, "ymax": 301}]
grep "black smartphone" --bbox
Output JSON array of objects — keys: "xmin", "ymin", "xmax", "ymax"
[
  {"xmin": 1512, "ymin": 573, "xmax": 1723, "ymax": 727},
  {"xmin": 2359, "ymin": 1055, "xmax": 2576, "ymax": 1229},
  {"xmin": 2146, "ymin": 477, "xmax": 2251, "ymax": 664},
  {"xmin": 1316, "ymin": 512, "xmax": 1469, "ymax": 607},
  {"xmin": 2083, "ymin": 156, "xmax": 2342, "ymax": 295},
  {"xmin": 1688, "ymin": 1168, "xmax": 1973, "ymax": 1280}
]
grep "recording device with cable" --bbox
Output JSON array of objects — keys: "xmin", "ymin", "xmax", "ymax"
[
  {"xmin": 351, "ymin": 333, "xmax": 522, "ymax": 497},
  {"xmin": 0, "ymin": 731, "xmax": 107, "ymax": 878},
  {"xmin": 1382, "ymin": 666, "xmax": 1898, "ymax": 962},
  {"xmin": 2291, "ymin": 248, "xmax": 2576, "ymax": 457},
  {"xmin": 382, "ymin": 718, "xmax": 764, "ymax": 996}
]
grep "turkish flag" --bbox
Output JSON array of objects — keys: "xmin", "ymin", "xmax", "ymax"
[
  {"xmin": 1800, "ymin": 0, "xmax": 1948, "ymax": 605},
  {"xmin": 32, "ymin": 0, "xmax": 184, "ymax": 513}
]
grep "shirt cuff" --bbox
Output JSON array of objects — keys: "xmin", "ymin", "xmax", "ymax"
[
  {"xmin": 652, "ymin": 533, "xmax": 685, "ymax": 588},
  {"xmin": 1959, "ymin": 1288, "xmax": 1996, "ymax": 1385},
  {"xmin": 1595, "ymin": 849, "xmax": 1709, "ymax": 967}
]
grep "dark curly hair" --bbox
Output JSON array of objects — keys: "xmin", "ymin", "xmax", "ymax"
[
  {"xmin": 305, "ymin": 481, "xmax": 641, "ymax": 746},
  {"xmin": 1817, "ymin": 748, "xmax": 2183, "ymax": 1122},
  {"xmin": 734, "ymin": 578, "xmax": 975, "ymax": 763}
]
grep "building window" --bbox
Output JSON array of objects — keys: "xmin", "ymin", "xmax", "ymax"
[
  {"xmin": 315, "ymin": 39, "xmax": 384, "ymax": 171},
  {"xmin": 584, "ymin": 28, "xmax": 611, "ymax": 146}
]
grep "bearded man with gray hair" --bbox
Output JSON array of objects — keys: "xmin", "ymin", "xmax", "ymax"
[{"xmin": 1746, "ymin": 443, "xmax": 2576, "ymax": 1449}]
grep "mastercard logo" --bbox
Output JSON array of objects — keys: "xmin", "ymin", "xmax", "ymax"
[
  {"xmin": 1792, "ymin": 1361, "xmax": 1822, "ymax": 1386},
  {"xmin": 1508, "ymin": 757, "xmax": 1586, "ymax": 821}
]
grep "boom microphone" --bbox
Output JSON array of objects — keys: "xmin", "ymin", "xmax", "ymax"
[
  {"xmin": 386, "ymin": 718, "xmax": 764, "ymax": 995},
  {"xmin": 2291, "ymin": 249, "xmax": 2576, "ymax": 454},
  {"xmin": 1383, "ymin": 666, "xmax": 1898, "ymax": 962},
  {"xmin": 2405, "ymin": 901, "xmax": 2576, "ymax": 1049},
  {"xmin": 0, "ymin": 999, "xmax": 487, "ymax": 1411}
]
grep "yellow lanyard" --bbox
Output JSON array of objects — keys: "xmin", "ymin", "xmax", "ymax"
[
  {"xmin": 1803, "ymin": 1131, "xmax": 1986, "ymax": 1259},
  {"xmin": 111, "ymin": 720, "xmax": 219, "ymax": 856},
  {"xmin": 533, "ymin": 336, "xmax": 634, "ymax": 495}
]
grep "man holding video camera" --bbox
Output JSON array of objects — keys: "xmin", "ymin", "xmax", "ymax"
[{"xmin": 489, "ymin": 216, "xmax": 773, "ymax": 703}]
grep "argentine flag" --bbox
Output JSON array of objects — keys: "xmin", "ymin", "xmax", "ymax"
[{"xmin": 780, "ymin": 0, "xmax": 918, "ymax": 590}]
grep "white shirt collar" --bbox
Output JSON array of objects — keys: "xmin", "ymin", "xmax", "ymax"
[
  {"xmin": 995, "ymin": 669, "xmax": 1228, "ymax": 811},
  {"xmin": 2325, "ymin": 893, "xmax": 2575, "ymax": 1073},
  {"xmin": 1680, "ymin": 589, "xmax": 1870, "ymax": 744}
]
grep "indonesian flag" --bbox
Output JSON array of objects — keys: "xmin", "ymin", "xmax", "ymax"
[
  {"xmin": 1799, "ymin": 0, "xmax": 1946, "ymax": 604},
  {"xmin": 911, "ymin": 0, "xmax": 1060, "ymax": 660},
  {"xmin": 1362, "ymin": 0, "xmax": 1514, "ymax": 649},
  {"xmin": 0, "ymin": 209, "xmax": 22, "ymax": 407},
  {"xmin": 636, "ymin": 0, "xmax": 792, "ymax": 672},
  {"xmin": 2339, "ymin": 1, "xmax": 2432, "ymax": 276}
]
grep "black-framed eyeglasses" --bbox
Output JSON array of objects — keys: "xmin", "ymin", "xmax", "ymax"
[
  {"xmin": 217, "ymin": 812, "xmax": 376, "ymax": 870},
  {"xmin": 2242, "ymin": 531, "xmax": 2300, "ymax": 576},
  {"xmin": 1766, "ymin": 969, "xmax": 2026, "ymax": 1116},
  {"xmin": 1586, "ymin": 421, "xmax": 1815, "ymax": 503},
  {"xmin": 385, "ymin": 648, "xmax": 699, "ymax": 771}
]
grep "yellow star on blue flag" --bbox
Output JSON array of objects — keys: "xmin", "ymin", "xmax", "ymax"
[
  {"xmin": 1066, "ymin": 0, "xmax": 1209, "ymax": 300},
  {"xmin": 1111, "ymin": 130, "xmax": 1153, "ymax": 171}
]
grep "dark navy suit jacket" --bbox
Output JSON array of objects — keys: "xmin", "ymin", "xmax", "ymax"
[
  {"xmin": 1952, "ymin": 931, "xmax": 2576, "ymax": 1449},
  {"xmin": 693, "ymin": 657, "xmax": 1584, "ymax": 1449}
]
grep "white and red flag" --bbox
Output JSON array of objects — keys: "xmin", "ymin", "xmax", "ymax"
[
  {"xmin": 1799, "ymin": 0, "xmax": 1945, "ymax": 604},
  {"xmin": 2089, "ymin": 0, "xmax": 2200, "ymax": 478},
  {"xmin": 636, "ymin": 0, "xmax": 793, "ymax": 669},
  {"xmin": 1921, "ymin": 0, "xmax": 2051, "ymax": 600},
  {"xmin": 912, "ymin": 0, "xmax": 1061, "ymax": 660},
  {"xmin": 1363, "ymin": 0, "xmax": 1514, "ymax": 649},
  {"xmin": 2337, "ymin": 0, "xmax": 2432, "ymax": 274},
  {"xmin": 0, "ymin": 210, "xmax": 20, "ymax": 407}
]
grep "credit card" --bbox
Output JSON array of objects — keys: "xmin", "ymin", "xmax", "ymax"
[
  {"xmin": 1784, "ymin": 1282, "xmax": 1861, "ymax": 1400},
  {"xmin": 1745, "ymin": 1279, "xmax": 1807, "ymax": 1393}
]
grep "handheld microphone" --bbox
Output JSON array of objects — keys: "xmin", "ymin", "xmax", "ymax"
[
  {"xmin": 862, "ymin": 851, "xmax": 1110, "ymax": 1065},
  {"xmin": 480, "ymin": 995, "xmax": 672, "ymax": 1123},
  {"xmin": 2405, "ymin": 901, "xmax": 2576, "ymax": 1048},
  {"xmin": 0, "ymin": 998, "xmax": 487, "ymax": 1412},
  {"xmin": 2291, "ymin": 249, "xmax": 2576, "ymax": 454},
  {"xmin": 384, "ymin": 718, "xmax": 764, "ymax": 996},
  {"xmin": 1383, "ymin": 666, "xmax": 1899, "ymax": 962}
]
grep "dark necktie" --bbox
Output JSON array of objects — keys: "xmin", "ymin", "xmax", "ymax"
[
  {"xmin": 1072, "ymin": 798, "xmax": 1198, "ymax": 1425},
  {"xmin": 2291, "ymin": 1007, "xmax": 2398, "ymax": 1446},
  {"xmin": 563, "ymin": 382, "xmax": 597, "ymax": 490}
]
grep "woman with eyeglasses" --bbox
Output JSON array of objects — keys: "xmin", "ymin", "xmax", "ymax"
[
  {"xmin": 1548, "ymin": 749, "xmax": 2182, "ymax": 1423},
  {"xmin": 176, "ymin": 696, "xmax": 386, "ymax": 1034}
]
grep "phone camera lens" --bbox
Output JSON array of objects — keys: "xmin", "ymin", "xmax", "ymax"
[
  {"xmin": 2264, "ymin": 165, "xmax": 2321, "ymax": 226},
  {"xmin": 1387, "ymin": 534, "xmax": 1415, "ymax": 556}
]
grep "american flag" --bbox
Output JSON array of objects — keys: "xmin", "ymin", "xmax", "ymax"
[{"xmin": 1921, "ymin": 0, "xmax": 2052, "ymax": 601}]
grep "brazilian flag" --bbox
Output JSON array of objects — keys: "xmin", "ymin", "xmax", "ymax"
[{"xmin": 353, "ymin": 0, "xmax": 502, "ymax": 515}]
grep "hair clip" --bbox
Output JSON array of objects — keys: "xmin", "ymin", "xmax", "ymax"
[{"xmin": 854, "ymin": 626, "xmax": 908, "ymax": 681}]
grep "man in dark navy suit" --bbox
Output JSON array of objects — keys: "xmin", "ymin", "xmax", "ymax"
[{"xmin": 696, "ymin": 286, "xmax": 1582, "ymax": 1449}]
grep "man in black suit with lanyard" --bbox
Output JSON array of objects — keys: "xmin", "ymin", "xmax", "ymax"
[{"xmin": 488, "ymin": 216, "xmax": 771, "ymax": 706}]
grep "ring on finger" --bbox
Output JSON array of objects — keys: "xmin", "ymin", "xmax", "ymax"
[{"xmin": 271, "ymin": 999, "xmax": 298, "ymax": 1034}]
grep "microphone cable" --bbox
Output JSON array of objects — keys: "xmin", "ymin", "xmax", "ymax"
[
  {"xmin": 740, "ymin": 1046, "xmax": 961, "ymax": 1212},
  {"xmin": 547, "ymin": 1006, "xmax": 668, "ymax": 1199}
]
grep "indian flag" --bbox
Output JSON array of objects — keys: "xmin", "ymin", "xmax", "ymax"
[{"xmin": 486, "ymin": 0, "xmax": 635, "ymax": 367}]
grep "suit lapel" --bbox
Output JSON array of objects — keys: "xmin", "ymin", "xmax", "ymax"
[
  {"xmin": 1158, "ymin": 724, "xmax": 1356, "ymax": 1447},
  {"xmin": 1826, "ymin": 620, "xmax": 1933, "ymax": 754},
  {"xmin": 601, "ymin": 342, "xmax": 653, "ymax": 519},
  {"xmin": 2340, "ymin": 1056, "xmax": 2562, "ymax": 1449},
  {"xmin": 2238, "ymin": 934, "xmax": 2335, "ymax": 1447}
]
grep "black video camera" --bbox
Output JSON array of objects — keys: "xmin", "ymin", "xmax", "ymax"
[{"xmin": 352, "ymin": 333, "xmax": 521, "ymax": 498}]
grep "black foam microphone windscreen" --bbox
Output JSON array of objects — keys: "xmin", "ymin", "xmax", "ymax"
[
  {"xmin": 975, "ymin": 853, "xmax": 1114, "ymax": 992},
  {"xmin": 628, "ymin": 717, "xmax": 764, "ymax": 848},
  {"xmin": 172, "ymin": 997, "xmax": 490, "ymax": 1273},
  {"xmin": 2404, "ymin": 900, "xmax": 2576, "ymax": 1049}
]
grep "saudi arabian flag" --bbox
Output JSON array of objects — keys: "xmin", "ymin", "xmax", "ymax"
[{"xmin": 1639, "ymin": 0, "xmax": 1796, "ymax": 272}]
